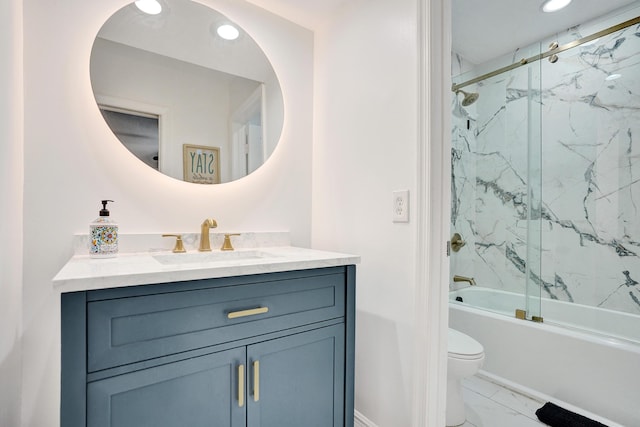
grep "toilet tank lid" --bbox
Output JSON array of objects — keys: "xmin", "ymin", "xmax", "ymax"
[{"xmin": 448, "ymin": 328, "xmax": 484, "ymax": 356}]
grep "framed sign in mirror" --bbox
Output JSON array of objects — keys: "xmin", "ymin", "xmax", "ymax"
[{"xmin": 183, "ymin": 144, "xmax": 220, "ymax": 185}]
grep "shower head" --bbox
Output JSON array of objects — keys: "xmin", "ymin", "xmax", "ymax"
[{"xmin": 455, "ymin": 89, "xmax": 479, "ymax": 106}]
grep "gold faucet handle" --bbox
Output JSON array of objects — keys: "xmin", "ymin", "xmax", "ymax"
[
  {"xmin": 162, "ymin": 234, "xmax": 186, "ymax": 253},
  {"xmin": 451, "ymin": 233, "xmax": 466, "ymax": 252},
  {"xmin": 221, "ymin": 233, "xmax": 241, "ymax": 251}
]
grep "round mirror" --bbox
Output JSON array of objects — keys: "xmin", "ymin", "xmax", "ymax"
[{"xmin": 90, "ymin": 0, "xmax": 284, "ymax": 184}]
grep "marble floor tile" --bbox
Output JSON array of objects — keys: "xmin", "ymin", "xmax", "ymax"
[
  {"xmin": 456, "ymin": 377, "xmax": 548, "ymax": 427},
  {"xmin": 462, "ymin": 375, "xmax": 503, "ymax": 399},
  {"xmin": 490, "ymin": 387, "xmax": 545, "ymax": 421},
  {"xmin": 462, "ymin": 389, "xmax": 546, "ymax": 427}
]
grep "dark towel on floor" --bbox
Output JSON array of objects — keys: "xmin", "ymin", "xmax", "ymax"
[{"xmin": 535, "ymin": 402, "xmax": 608, "ymax": 427}]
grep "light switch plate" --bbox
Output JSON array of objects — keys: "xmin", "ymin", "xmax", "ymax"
[{"xmin": 392, "ymin": 190, "xmax": 409, "ymax": 223}]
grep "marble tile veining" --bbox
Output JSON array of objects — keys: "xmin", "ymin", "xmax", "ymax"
[
  {"xmin": 451, "ymin": 7, "xmax": 640, "ymax": 317},
  {"xmin": 461, "ymin": 377, "xmax": 547, "ymax": 427},
  {"xmin": 462, "ymin": 388, "xmax": 546, "ymax": 427}
]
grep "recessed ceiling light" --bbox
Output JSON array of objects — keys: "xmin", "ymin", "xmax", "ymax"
[
  {"xmin": 217, "ymin": 24, "xmax": 240, "ymax": 41},
  {"xmin": 135, "ymin": 0, "xmax": 162, "ymax": 15},
  {"xmin": 605, "ymin": 74, "xmax": 622, "ymax": 81},
  {"xmin": 541, "ymin": 0, "xmax": 572, "ymax": 13}
]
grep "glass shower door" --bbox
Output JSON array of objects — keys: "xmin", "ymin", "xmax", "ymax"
[
  {"xmin": 538, "ymin": 19, "xmax": 640, "ymax": 336},
  {"xmin": 450, "ymin": 47, "xmax": 543, "ymax": 320}
]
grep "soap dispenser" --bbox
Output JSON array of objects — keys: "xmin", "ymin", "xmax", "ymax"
[{"xmin": 90, "ymin": 200, "xmax": 118, "ymax": 258}]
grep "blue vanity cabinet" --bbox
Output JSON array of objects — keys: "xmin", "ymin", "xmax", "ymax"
[
  {"xmin": 246, "ymin": 324, "xmax": 345, "ymax": 427},
  {"xmin": 61, "ymin": 266, "xmax": 356, "ymax": 427},
  {"xmin": 87, "ymin": 347, "xmax": 247, "ymax": 427}
]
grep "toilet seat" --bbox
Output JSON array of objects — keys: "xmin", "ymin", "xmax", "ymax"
[
  {"xmin": 448, "ymin": 328, "xmax": 484, "ymax": 359},
  {"xmin": 449, "ymin": 351, "xmax": 484, "ymax": 361}
]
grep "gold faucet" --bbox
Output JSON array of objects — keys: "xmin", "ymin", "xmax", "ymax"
[
  {"xmin": 221, "ymin": 233, "xmax": 241, "ymax": 251},
  {"xmin": 199, "ymin": 218, "xmax": 218, "ymax": 251},
  {"xmin": 162, "ymin": 234, "xmax": 186, "ymax": 253},
  {"xmin": 453, "ymin": 275, "xmax": 476, "ymax": 286}
]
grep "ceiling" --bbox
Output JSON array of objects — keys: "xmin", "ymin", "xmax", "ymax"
[
  {"xmin": 245, "ymin": 0, "xmax": 348, "ymax": 31},
  {"xmin": 453, "ymin": 0, "xmax": 639, "ymax": 64},
  {"xmin": 246, "ymin": 0, "xmax": 639, "ymax": 65}
]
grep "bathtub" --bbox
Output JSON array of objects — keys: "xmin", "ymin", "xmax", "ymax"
[{"xmin": 449, "ymin": 287, "xmax": 640, "ymax": 427}]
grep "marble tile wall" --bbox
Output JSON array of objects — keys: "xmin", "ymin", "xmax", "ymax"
[{"xmin": 451, "ymin": 16, "xmax": 640, "ymax": 316}]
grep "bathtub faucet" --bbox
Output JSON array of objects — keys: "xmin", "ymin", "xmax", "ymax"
[{"xmin": 453, "ymin": 275, "xmax": 476, "ymax": 287}]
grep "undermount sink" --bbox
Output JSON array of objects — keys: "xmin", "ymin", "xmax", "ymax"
[{"xmin": 153, "ymin": 250, "xmax": 277, "ymax": 265}]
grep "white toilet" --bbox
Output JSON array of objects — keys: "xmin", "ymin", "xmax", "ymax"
[{"xmin": 446, "ymin": 328, "xmax": 485, "ymax": 426}]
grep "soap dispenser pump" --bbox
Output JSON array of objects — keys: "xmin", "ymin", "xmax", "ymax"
[{"xmin": 90, "ymin": 200, "xmax": 118, "ymax": 258}]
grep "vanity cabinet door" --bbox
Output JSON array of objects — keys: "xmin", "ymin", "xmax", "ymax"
[
  {"xmin": 246, "ymin": 324, "xmax": 345, "ymax": 427},
  {"xmin": 87, "ymin": 347, "xmax": 246, "ymax": 427}
]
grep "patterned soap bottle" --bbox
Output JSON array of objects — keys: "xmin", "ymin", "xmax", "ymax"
[{"xmin": 90, "ymin": 200, "xmax": 118, "ymax": 258}]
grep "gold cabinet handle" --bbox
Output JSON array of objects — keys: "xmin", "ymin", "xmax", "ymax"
[
  {"xmin": 253, "ymin": 360, "xmax": 260, "ymax": 402},
  {"xmin": 238, "ymin": 364, "xmax": 245, "ymax": 407},
  {"xmin": 227, "ymin": 307, "xmax": 269, "ymax": 319}
]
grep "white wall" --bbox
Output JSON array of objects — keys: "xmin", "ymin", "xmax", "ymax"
[
  {"xmin": 0, "ymin": 0, "xmax": 23, "ymax": 425},
  {"xmin": 20, "ymin": 0, "xmax": 312, "ymax": 425},
  {"xmin": 265, "ymin": 71, "xmax": 284, "ymax": 157},
  {"xmin": 312, "ymin": 0, "xmax": 419, "ymax": 425}
]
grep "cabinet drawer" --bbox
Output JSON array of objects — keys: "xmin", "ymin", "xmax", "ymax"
[{"xmin": 87, "ymin": 272, "xmax": 345, "ymax": 372}]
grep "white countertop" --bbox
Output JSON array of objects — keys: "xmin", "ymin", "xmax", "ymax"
[{"xmin": 53, "ymin": 246, "xmax": 360, "ymax": 293}]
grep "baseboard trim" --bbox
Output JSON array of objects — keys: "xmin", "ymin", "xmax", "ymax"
[{"xmin": 354, "ymin": 410, "xmax": 379, "ymax": 427}]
